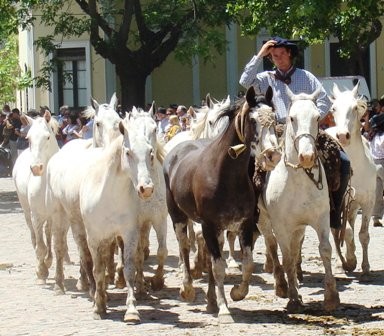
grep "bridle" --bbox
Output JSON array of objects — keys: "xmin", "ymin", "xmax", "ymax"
[{"xmin": 284, "ymin": 126, "xmax": 324, "ymax": 190}]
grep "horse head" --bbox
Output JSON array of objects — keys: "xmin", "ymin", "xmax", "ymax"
[
  {"xmin": 330, "ymin": 82, "xmax": 367, "ymax": 147},
  {"xmin": 285, "ymin": 86, "xmax": 321, "ymax": 169},
  {"xmin": 89, "ymin": 92, "xmax": 121, "ymax": 147},
  {"xmin": 247, "ymin": 86, "xmax": 281, "ymax": 170},
  {"xmin": 27, "ymin": 112, "xmax": 60, "ymax": 176},
  {"xmin": 119, "ymin": 109, "xmax": 157, "ymax": 200}
]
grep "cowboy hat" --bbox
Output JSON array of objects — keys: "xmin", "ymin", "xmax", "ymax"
[{"xmin": 263, "ymin": 36, "xmax": 299, "ymax": 58}]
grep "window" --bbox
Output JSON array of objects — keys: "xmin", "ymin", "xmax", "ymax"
[
  {"xmin": 329, "ymin": 42, "xmax": 371, "ymax": 91},
  {"xmin": 56, "ymin": 48, "xmax": 87, "ymax": 110}
]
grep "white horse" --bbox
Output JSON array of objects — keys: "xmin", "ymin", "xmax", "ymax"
[
  {"xmin": 79, "ymin": 109, "xmax": 166, "ymax": 322},
  {"xmin": 326, "ymin": 82, "xmax": 377, "ymax": 277},
  {"xmin": 45, "ymin": 93, "xmax": 122, "ymax": 295},
  {"xmin": 164, "ymin": 94, "xmax": 230, "ymax": 154},
  {"xmin": 258, "ymin": 87, "xmax": 340, "ymax": 312},
  {"xmin": 12, "ymin": 111, "xmax": 59, "ymax": 284}
]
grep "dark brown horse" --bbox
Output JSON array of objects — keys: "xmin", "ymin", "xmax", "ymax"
[{"xmin": 163, "ymin": 86, "xmax": 279, "ymax": 323}]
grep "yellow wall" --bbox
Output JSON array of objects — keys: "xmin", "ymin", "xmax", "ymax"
[
  {"xmin": 376, "ymin": 33, "xmax": 384, "ymax": 98},
  {"xmin": 152, "ymin": 54, "xmax": 193, "ymax": 108}
]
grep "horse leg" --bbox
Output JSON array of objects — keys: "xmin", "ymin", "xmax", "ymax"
[
  {"xmin": 277, "ymin": 233, "xmax": 303, "ymax": 313},
  {"xmin": 296, "ymin": 236, "xmax": 304, "ymax": 283},
  {"xmin": 230, "ymin": 221, "xmax": 254, "ymax": 302},
  {"xmin": 63, "ymin": 232, "xmax": 72, "ymax": 265},
  {"xmin": 32, "ymin": 213, "xmax": 49, "ymax": 284},
  {"xmin": 141, "ymin": 222, "xmax": 150, "ymax": 261},
  {"xmin": 44, "ymin": 219, "xmax": 53, "ymax": 269},
  {"xmin": 258, "ymin": 217, "xmax": 287, "ymax": 298},
  {"xmin": 315, "ymin": 223, "xmax": 340, "ymax": 311},
  {"xmin": 175, "ymin": 221, "xmax": 195, "ymax": 302},
  {"xmin": 203, "ymin": 228, "xmax": 232, "ymax": 323},
  {"xmin": 134, "ymin": 234, "xmax": 146, "ymax": 296},
  {"xmin": 70, "ymin": 218, "xmax": 95, "ymax": 298},
  {"xmin": 343, "ymin": 214, "xmax": 357, "ymax": 272},
  {"xmin": 226, "ymin": 230, "xmax": 239, "ymax": 269},
  {"xmin": 151, "ymin": 217, "xmax": 168, "ymax": 291},
  {"xmin": 114, "ymin": 236, "xmax": 125, "ymax": 289},
  {"xmin": 188, "ymin": 219, "xmax": 197, "ymax": 253},
  {"xmin": 122, "ymin": 231, "xmax": 141, "ymax": 323},
  {"xmin": 52, "ymin": 212, "xmax": 68, "ymax": 294},
  {"xmin": 191, "ymin": 225, "xmax": 205, "ymax": 279},
  {"xmin": 23, "ymin": 207, "xmax": 36, "ymax": 249},
  {"xmin": 206, "ymin": 251, "xmax": 218, "ymax": 314},
  {"xmin": 105, "ymin": 239, "xmax": 116, "ymax": 286},
  {"xmin": 89, "ymin": 240, "xmax": 109, "ymax": 320},
  {"xmin": 359, "ymin": 210, "xmax": 371, "ymax": 278}
]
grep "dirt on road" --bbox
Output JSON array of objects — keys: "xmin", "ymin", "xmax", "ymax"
[{"xmin": 1, "ymin": 176, "xmax": 384, "ymax": 336}]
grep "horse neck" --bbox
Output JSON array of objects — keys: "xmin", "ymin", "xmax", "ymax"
[
  {"xmin": 344, "ymin": 125, "xmax": 372, "ymax": 165},
  {"xmin": 213, "ymin": 117, "xmax": 252, "ymax": 169}
]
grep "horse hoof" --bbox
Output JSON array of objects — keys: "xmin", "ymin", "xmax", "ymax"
[
  {"xmin": 343, "ymin": 259, "xmax": 357, "ymax": 273},
  {"xmin": 275, "ymin": 284, "xmax": 288, "ymax": 298},
  {"xmin": 286, "ymin": 299, "xmax": 305, "ymax": 313},
  {"xmin": 124, "ymin": 311, "xmax": 141, "ymax": 324},
  {"xmin": 324, "ymin": 295, "xmax": 340, "ymax": 312},
  {"xmin": 151, "ymin": 276, "xmax": 164, "ymax": 291},
  {"xmin": 114, "ymin": 278, "xmax": 126, "ymax": 289},
  {"xmin": 218, "ymin": 313, "xmax": 234, "ymax": 324},
  {"xmin": 206, "ymin": 302, "xmax": 219, "ymax": 314},
  {"xmin": 76, "ymin": 278, "xmax": 90, "ymax": 292},
  {"xmin": 54, "ymin": 285, "xmax": 65, "ymax": 295},
  {"xmin": 180, "ymin": 285, "xmax": 195, "ymax": 302},
  {"xmin": 230, "ymin": 284, "xmax": 247, "ymax": 301},
  {"xmin": 93, "ymin": 311, "xmax": 106, "ymax": 320},
  {"xmin": 35, "ymin": 278, "xmax": 46, "ymax": 286}
]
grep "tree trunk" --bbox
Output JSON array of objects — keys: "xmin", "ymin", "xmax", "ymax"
[{"xmin": 116, "ymin": 64, "xmax": 148, "ymax": 111}]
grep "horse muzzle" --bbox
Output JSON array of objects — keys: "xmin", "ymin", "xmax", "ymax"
[
  {"xmin": 137, "ymin": 184, "xmax": 154, "ymax": 200},
  {"xmin": 30, "ymin": 164, "xmax": 44, "ymax": 176},
  {"xmin": 298, "ymin": 152, "xmax": 316, "ymax": 169}
]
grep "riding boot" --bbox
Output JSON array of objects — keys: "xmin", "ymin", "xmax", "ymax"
[{"xmin": 330, "ymin": 151, "xmax": 351, "ymax": 229}]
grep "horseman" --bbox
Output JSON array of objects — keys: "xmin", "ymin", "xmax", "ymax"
[{"xmin": 239, "ymin": 36, "xmax": 350, "ymax": 229}]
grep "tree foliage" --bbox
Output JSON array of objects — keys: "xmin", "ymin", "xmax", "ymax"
[
  {"xmin": 228, "ymin": 0, "xmax": 384, "ymax": 55},
  {"xmin": 14, "ymin": 0, "xmax": 233, "ymax": 108}
]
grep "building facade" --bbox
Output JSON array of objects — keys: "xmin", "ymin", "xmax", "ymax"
[{"xmin": 17, "ymin": 15, "xmax": 384, "ymax": 114}]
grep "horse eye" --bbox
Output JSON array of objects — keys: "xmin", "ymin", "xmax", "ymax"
[
  {"xmin": 290, "ymin": 117, "xmax": 294, "ymax": 123},
  {"xmin": 47, "ymin": 136, "xmax": 50, "ymax": 140},
  {"xmin": 96, "ymin": 122, "xmax": 100, "ymax": 127}
]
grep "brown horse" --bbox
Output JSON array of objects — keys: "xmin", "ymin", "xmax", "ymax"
[{"xmin": 163, "ymin": 86, "xmax": 279, "ymax": 323}]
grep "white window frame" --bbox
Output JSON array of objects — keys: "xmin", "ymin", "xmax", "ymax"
[{"xmin": 49, "ymin": 41, "xmax": 92, "ymax": 112}]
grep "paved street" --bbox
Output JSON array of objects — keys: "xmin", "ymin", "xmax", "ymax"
[{"xmin": 1, "ymin": 176, "xmax": 384, "ymax": 336}]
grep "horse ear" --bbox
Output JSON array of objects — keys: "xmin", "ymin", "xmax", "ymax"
[
  {"xmin": 44, "ymin": 110, "xmax": 51, "ymax": 122},
  {"xmin": 352, "ymin": 81, "xmax": 360, "ymax": 97},
  {"xmin": 356, "ymin": 100, "xmax": 367, "ymax": 119},
  {"xmin": 188, "ymin": 106, "xmax": 196, "ymax": 119},
  {"xmin": 22, "ymin": 113, "xmax": 34, "ymax": 125},
  {"xmin": 91, "ymin": 97, "xmax": 99, "ymax": 111},
  {"xmin": 265, "ymin": 86, "xmax": 273, "ymax": 103},
  {"xmin": 110, "ymin": 92, "xmax": 118, "ymax": 110},
  {"xmin": 332, "ymin": 83, "xmax": 341, "ymax": 98},
  {"xmin": 119, "ymin": 120, "xmax": 125, "ymax": 135},
  {"xmin": 148, "ymin": 101, "xmax": 156, "ymax": 119},
  {"xmin": 206, "ymin": 93, "xmax": 212, "ymax": 109},
  {"xmin": 245, "ymin": 86, "xmax": 256, "ymax": 107}
]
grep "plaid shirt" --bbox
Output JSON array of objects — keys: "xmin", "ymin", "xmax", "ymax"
[{"xmin": 239, "ymin": 55, "xmax": 331, "ymax": 123}]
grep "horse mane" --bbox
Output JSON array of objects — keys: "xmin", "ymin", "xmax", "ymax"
[
  {"xmin": 82, "ymin": 105, "xmax": 96, "ymax": 119},
  {"xmin": 48, "ymin": 117, "xmax": 60, "ymax": 135},
  {"xmin": 190, "ymin": 107, "xmax": 209, "ymax": 140}
]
